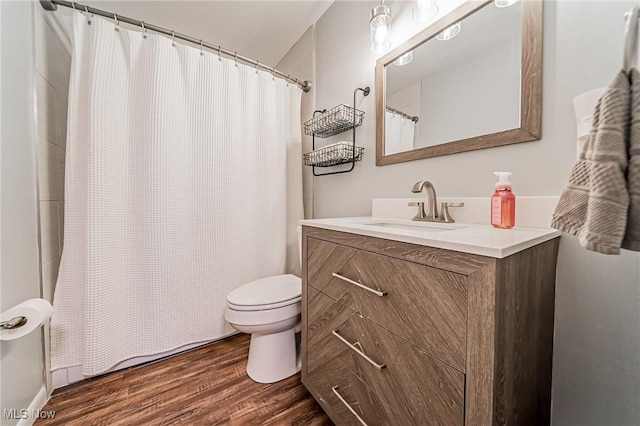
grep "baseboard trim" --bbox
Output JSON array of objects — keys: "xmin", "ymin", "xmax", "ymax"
[{"xmin": 16, "ymin": 385, "xmax": 50, "ymax": 426}]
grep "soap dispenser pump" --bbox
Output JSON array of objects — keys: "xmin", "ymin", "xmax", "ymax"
[{"xmin": 491, "ymin": 171, "xmax": 516, "ymax": 229}]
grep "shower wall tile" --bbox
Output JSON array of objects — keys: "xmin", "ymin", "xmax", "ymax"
[
  {"xmin": 36, "ymin": 75, "xmax": 57, "ymax": 143},
  {"xmin": 66, "ymin": 366, "xmax": 85, "ymax": 384},
  {"xmin": 51, "ymin": 368, "xmax": 69, "ymax": 390},
  {"xmin": 38, "ymin": 139, "xmax": 65, "ymax": 201},
  {"xmin": 34, "ymin": 5, "xmax": 71, "ymax": 311},
  {"xmin": 53, "ymin": 88, "xmax": 68, "ymax": 149},
  {"xmin": 42, "ymin": 256, "xmax": 61, "ymax": 303},
  {"xmin": 34, "ymin": 10, "xmax": 71, "ymax": 94},
  {"xmin": 40, "ymin": 202, "xmax": 61, "ymax": 263},
  {"xmin": 35, "ymin": 2, "xmax": 72, "ymax": 396},
  {"xmin": 59, "ymin": 201, "xmax": 64, "ymax": 249}
]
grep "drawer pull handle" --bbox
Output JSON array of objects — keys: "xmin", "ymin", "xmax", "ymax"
[
  {"xmin": 332, "ymin": 330, "xmax": 386, "ymax": 370},
  {"xmin": 332, "ymin": 273, "xmax": 387, "ymax": 297},
  {"xmin": 332, "ymin": 386, "xmax": 369, "ymax": 426}
]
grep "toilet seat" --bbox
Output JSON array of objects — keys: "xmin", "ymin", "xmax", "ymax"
[
  {"xmin": 226, "ymin": 274, "xmax": 301, "ymax": 311},
  {"xmin": 224, "ymin": 302, "xmax": 300, "ymax": 327}
]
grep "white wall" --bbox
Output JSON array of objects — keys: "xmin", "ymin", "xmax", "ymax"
[
  {"xmin": 314, "ymin": 0, "xmax": 640, "ymax": 215},
  {"xmin": 276, "ymin": 25, "xmax": 316, "ymax": 220},
  {"xmin": 1, "ymin": 1, "xmax": 47, "ymax": 424},
  {"xmin": 313, "ymin": 1, "xmax": 640, "ymax": 424}
]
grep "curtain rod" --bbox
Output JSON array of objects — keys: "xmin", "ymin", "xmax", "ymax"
[
  {"xmin": 39, "ymin": 0, "xmax": 312, "ymax": 93},
  {"xmin": 386, "ymin": 106, "xmax": 419, "ymax": 123}
]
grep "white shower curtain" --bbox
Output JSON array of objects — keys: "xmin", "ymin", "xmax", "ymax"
[
  {"xmin": 51, "ymin": 14, "xmax": 303, "ymax": 376},
  {"xmin": 385, "ymin": 110, "xmax": 415, "ymax": 154}
]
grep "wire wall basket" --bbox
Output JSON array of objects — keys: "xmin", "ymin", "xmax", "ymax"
[
  {"xmin": 303, "ymin": 142, "xmax": 365, "ymax": 168},
  {"xmin": 303, "ymin": 104, "xmax": 365, "ymax": 138}
]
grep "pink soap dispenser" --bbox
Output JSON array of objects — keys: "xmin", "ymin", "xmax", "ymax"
[{"xmin": 491, "ymin": 172, "xmax": 516, "ymax": 229}]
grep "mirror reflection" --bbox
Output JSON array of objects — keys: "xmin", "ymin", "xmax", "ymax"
[{"xmin": 384, "ymin": 1, "xmax": 523, "ymax": 155}]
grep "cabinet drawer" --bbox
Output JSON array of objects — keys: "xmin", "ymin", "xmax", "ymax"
[
  {"xmin": 306, "ymin": 361, "xmax": 394, "ymax": 426},
  {"xmin": 307, "ymin": 237, "xmax": 359, "ymax": 292},
  {"xmin": 306, "ymin": 287, "xmax": 465, "ymax": 426},
  {"xmin": 307, "ymin": 238, "xmax": 468, "ymax": 371}
]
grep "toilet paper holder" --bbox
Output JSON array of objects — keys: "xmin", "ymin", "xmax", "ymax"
[{"xmin": 0, "ymin": 316, "xmax": 27, "ymax": 329}]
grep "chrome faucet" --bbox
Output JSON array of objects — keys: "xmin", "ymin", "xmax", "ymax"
[{"xmin": 409, "ymin": 180, "xmax": 464, "ymax": 223}]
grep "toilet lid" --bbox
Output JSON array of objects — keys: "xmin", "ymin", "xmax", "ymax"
[{"xmin": 226, "ymin": 274, "xmax": 301, "ymax": 307}]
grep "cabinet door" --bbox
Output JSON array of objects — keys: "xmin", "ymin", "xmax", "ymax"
[{"xmin": 309, "ymin": 238, "xmax": 468, "ymax": 371}]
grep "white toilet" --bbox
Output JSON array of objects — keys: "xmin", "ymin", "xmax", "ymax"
[{"xmin": 224, "ymin": 231, "xmax": 302, "ymax": 383}]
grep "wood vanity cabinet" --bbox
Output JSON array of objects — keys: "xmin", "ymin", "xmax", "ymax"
[{"xmin": 301, "ymin": 226, "xmax": 560, "ymax": 426}]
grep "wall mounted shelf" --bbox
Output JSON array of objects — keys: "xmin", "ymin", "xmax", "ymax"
[{"xmin": 303, "ymin": 86, "xmax": 369, "ymax": 176}]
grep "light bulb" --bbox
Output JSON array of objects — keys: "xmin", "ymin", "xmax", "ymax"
[
  {"xmin": 370, "ymin": 3, "xmax": 392, "ymax": 54},
  {"xmin": 393, "ymin": 51, "xmax": 413, "ymax": 66},
  {"xmin": 494, "ymin": 0, "xmax": 520, "ymax": 7},
  {"xmin": 374, "ymin": 25, "xmax": 389, "ymax": 45},
  {"xmin": 436, "ymin": 22, "xmax": 461, "ymax": 41},
  {"xmin": 413, "ymin": 0, "xmax": 439, "ymax": 24}
]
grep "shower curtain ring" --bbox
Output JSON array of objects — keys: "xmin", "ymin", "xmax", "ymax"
[
  {"xmin": 255, "ymin": 61, "xmax": 260, "ymax": 75},
  {"xmin": 287, "ymin": 74, "xmax": 291, "ymax": 87},
  {"xmin": 234, "ymin": 52, "xmax": 238, "ymax": 67},
  {"xmin": 71, "ymin": 2, "xmax": 76, "ymax": 10},
  {"xmin": 83, "ymin": 4, "xmax": 92, "ymax": 25},
  {"xmin": 171, "ymin": 30, "xmax": 176, "ymax": 47},
  {"xmin": 141, "ymin": 21, "xmax": 147, "ymax": 38},
  {"xmin": 200, "ymin": 39, "xmax": 204, "ymax": 56},
  {"xmin": 113, "ymin": 13, "xmax": 120, "ymax": 31}
]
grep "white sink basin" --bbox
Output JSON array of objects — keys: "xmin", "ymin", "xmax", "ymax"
[{"xmin": 361, "ymin": 220, "xmax": 467, "ymax": 233}]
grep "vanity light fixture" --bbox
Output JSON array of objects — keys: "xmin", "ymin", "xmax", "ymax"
[
  {"xmin": 494, "ymin": 0, "xmax": 520, "ymax": 7},
  {"xmin": 393, "ymin": 51, "xmax": 413, "ymax": 66},
  {"xmin": 413, "ymin": 0, "xmax": 439, "ymax": 24},
  {"xmin": 370, "ymin": 1, "xmax": 392, "ymax": 54},
  {"xmin": 435, "ymin": 22, "xmax": 461, "ymax": 41}
]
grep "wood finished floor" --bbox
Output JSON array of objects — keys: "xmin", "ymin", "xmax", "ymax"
[{"xmin": 37, "ymin": 334, "xmax": 332, "ymax": 426}]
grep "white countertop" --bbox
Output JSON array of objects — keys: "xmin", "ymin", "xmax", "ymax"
[{"xmin": 300, "ymin": 217, "xmax": 561, "ymax": 258}]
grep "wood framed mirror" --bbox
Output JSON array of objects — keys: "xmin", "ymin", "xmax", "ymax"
[{"xmin": 376, "ymin": 0, "xmax": 543, "ymax": 165}]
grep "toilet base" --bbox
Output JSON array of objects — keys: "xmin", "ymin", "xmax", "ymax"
[{"xmin": 247, "ymin": 327, "xmax": 300, "ymax": 383}]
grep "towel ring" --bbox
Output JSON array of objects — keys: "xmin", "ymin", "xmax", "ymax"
[{"xmin": 624, "ymin": 6, "xmax": 639, "ymax": 72}]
